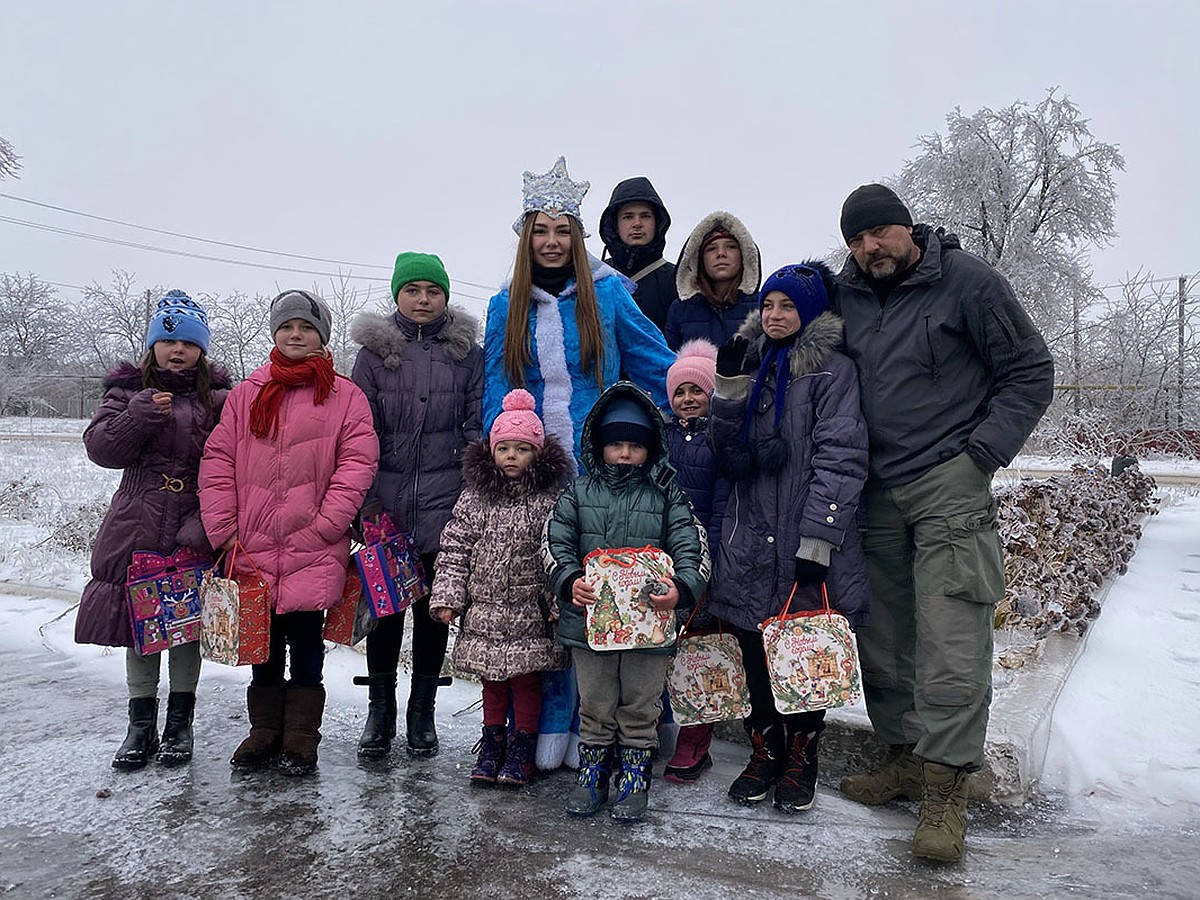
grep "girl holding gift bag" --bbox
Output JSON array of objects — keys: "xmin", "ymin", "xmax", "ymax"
[
  {"xmin": 77, "ymin": 290, "xmax": 231, "ymax": 770},
  {"xmin": 428, "ymin": 389, "xmax": 573, "ymax": 787},
  {"xmin": 707, "ymin": 263, "xmax": 871, "ymax": 813},
  {"xmin": 200, "ymin": 290, "xmax": 378, "ymax": 776},
  {"xmin": 660, "ymin": 339, "xmax": 731, "ymax": 785},
  {"xmin": 350, "ymin": 251, "xmax": 484, "ymax": 759}
]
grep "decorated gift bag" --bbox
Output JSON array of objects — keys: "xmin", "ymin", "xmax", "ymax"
[
  {"xmin": 353, "ymin": 514, "xmax": 426, "ymax": 619},
  {"xmin": 761, "ymin": 583, "xmax": 863, "ymax": 714},
  {"xmin": 323, "ymin": 560, "xmax": 376, "ymax": 646},
  {"xmin": 199, "ymin": 542, "xmax": 271, "ymax": 666},
  {"xmin": 583, "ymin": 546, "xmax": 676, "ymax": 651},
  {"xmin": 668, "ymin": 606, "xmax": 752, "ymax": 726},
  {"xmin": 125, "ymin": 547, "xmax": 213, "ymax": 656}
]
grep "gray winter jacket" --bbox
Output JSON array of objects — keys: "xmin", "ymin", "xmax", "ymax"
[
  {"xmin": 707, "ymin": 312, "xmax": 871, "ymax": 630},
  {"xmin": 832, "ymin": 225, "xmax": 1055, "ymax": 488},
  {"xmin": 350, "ymin": 307, "xmax": 484, "ymax": 554}
]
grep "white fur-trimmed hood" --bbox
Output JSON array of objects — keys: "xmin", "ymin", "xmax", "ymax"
[
  {"xmin": 351, "ymin": 305, "xmax": 480, "ymax": 370},
  {"xmin": 735, "ymin": 308, "xmax": 845, "ymax": 378},
  {"xmin": 675, "ymin": 210, "xmax": 762, "ymax": 300}
]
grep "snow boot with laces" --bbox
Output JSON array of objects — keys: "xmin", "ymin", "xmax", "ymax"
[
  {"xmin": 112, "ymin": 697, "xmax": 159, "ymax": 771},
  {"xmin": 774, "ymin": 722, "xmax": 823, "ymax": 813},
  {"xmin": 727, "ymin": 723, "xmax": 784, "ymax": 805},
  {"xmin": 470, "ymin": 725, "xmax": 506, "ymax": 784},
  {"xmin": 912, "ymin": 761, "xmax": 970, "ymax": 862},
  {"xmin": 839, "ymin": 742, "xmax": 923, "ymax": 806},
  {"xmin": 496, "ymin": 730, "xmax": 536, "ymax": 787},
  {"xmin": 566, "ymin": 743, "xmax": 612, "ymax": 817},
  {"xmin": 610, "ymin": 747, "xmax": 653, "ymax": 823},
  {"xmin": 156, "ymin": 691, "xmax": 195, "ymax": 767}
]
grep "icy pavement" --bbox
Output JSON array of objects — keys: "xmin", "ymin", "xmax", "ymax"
[{"xmin": 2, "ymin": 591, "xmax": 1199, "ymax": 899}]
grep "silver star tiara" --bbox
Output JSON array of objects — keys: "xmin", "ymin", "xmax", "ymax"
[{"xmin": 512, "ymin": 156, "xmax": 591, "ymax": 236}]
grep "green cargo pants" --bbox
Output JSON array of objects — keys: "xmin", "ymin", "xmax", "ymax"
[{"xmin": 857, "ymin": 452, "xmax": 1005, "ymax": 771}]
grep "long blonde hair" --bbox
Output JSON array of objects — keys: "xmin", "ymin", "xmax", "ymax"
[{"xmin": 504, "ymin": 213, "xmax": 605, "ymax": 389}]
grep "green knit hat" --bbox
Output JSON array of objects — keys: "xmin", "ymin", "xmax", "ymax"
[{"xmin": 390, "ymin": 251, "xmax": 451, "ymax": 302}]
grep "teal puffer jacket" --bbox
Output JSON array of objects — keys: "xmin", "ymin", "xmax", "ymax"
[{"xmin": 543, "ymin": 382, "xmax": 711, "ymax": 654}]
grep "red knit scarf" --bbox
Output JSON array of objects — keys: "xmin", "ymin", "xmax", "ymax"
[{"xmin": 249, "ymin": 348, "xmax": 337, "ymax": 439}]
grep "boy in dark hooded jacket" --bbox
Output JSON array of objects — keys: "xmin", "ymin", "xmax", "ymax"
[
  {"xmin": 544, "ymin": 382, "xmax": 710, "ymax": 822},
  {"xmin": 599, "ymin": 177, "xmax": 678, "ymax": 333}
]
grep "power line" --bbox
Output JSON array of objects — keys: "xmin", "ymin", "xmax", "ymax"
[
  {"xmin": 0, "ymin": 191, "xmax": 501, "ymax": 292},
  {"xmin": 0, "ymin": 214, "xmax": 491, "ymax": 302}
]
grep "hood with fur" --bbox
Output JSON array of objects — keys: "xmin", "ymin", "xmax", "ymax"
[
  {"xmin": 675, "ymin": 210, "xmax": 762, "ymax": 301},
  {"xmin": 103, "ymin": 361, "xmax": 232, "ymax": 392},
  {"xmin": 460, "ymin": 434, "xmax": 573, "ymax": 502},
  {"xmin": 351, "ymin": 304, "xmax": 480, "ymax": 370}
]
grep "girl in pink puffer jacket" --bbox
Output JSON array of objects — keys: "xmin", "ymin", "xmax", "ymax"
[{"xmin": 200, "ymin": 290, "xmax": 378, "ymax": 777}]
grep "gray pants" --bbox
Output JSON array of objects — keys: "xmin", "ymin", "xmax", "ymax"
[
  {"xmin": 125, "ymin": 642, "xmax": 202, "ymax": 699},
  {"xmin": 572, "ymin": 648, "xmax": 670, "ymax": 750},
  {"xmin": 857, "ymin": 453, "xmax": 1004, "ymax": 770}
]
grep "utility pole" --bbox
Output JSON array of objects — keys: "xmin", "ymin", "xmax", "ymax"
[{"xmin": 1180, "ymin": 275, "xmax": 1188, "ymax": 430}]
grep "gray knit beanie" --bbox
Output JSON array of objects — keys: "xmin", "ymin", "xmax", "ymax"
[{"xmin": 269, "ymin": 290, "xmax": 332, "ymax": 345}]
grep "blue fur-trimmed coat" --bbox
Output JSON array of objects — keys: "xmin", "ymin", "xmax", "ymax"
[
  {"xmin": 707, "ymin": 310, "xmax": 872, "ymax": 631},
  {"xmin": 351, "ymin": 306, "xmax": 484, "ymax": 554},
  {"xmin": 483, "ymin": 255, "xmax": 674, "ymax": 466}
]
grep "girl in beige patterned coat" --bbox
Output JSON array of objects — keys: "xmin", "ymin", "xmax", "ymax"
[{"xmin": 430, "ymin": 389, "xmax": 573, "ymax": 786}]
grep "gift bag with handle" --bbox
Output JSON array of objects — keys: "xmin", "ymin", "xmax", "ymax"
[
  {"xmin": 582, "ymin": 546, "xmax": 676, "ymax": 651},
  {"xmin": 199, "ymin": 541, "xmax": 271, "ymax": 666},
  {"xmin": 668, "ymin": 604, "xmax": 752, "ymax": 726},
  {"xmin": 760, "ymin": 583, "xmax": 863, "ymax": 714},
  {"xmin": 353, "ymin": 514, "xmax": 426, "ymax": 619},
  {"xmin": 323, "ymin": 558, "xmax": 376, "ymax": 646},
  {"xmin": 125, "ymin": 547, "xmax": 213, "ymax": 656}
]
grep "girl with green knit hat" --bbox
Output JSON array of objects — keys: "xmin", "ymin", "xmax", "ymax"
[{"xmin": 350, "ymin": 251, "xmax": 485, "ymax": 758}]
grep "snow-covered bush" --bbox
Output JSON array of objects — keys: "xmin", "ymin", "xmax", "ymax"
[{"xmin": 996, "ymin": 463, "xmax": 1158, "ymax": 637}]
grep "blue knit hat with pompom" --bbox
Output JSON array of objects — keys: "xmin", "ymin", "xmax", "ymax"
[{"xmin": 145, "ymin": 290, "xmax": 210, "ymax": 353}]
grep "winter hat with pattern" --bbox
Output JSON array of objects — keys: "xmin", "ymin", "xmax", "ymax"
[
  {"xmin": 269, "ymin": 289, "xmax": 332, "ymax": 345},
  {"xmin": 490, "ymin": 388, "xmax": 545, "ymax": 449},
  {"xmin": 390, "ymin": 251, "xmax": 451, "ymax": 302},
  {"xmin": 145, "ymin": 289, "xmax": 211, "ymax": 354},
  {"xmin": 839, "ymin": 183, "xmax": 913, "ymax": 242},
  {"xmin": 761, "ymin": 264, "xmax": 830, "ymax": 333},
  {"xmin": 667, "ymin": 339, "xmax": 718, "ymax": 399}
]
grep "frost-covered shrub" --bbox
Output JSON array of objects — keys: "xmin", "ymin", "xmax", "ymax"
[
  {"xmin": 42, "ymin": 500, "xmax": 109, "ymax": 555},
  {"xmin": 996, "ymin": 463, "xmax": 1158, "ymax": 637}
]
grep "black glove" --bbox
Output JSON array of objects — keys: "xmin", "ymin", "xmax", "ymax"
[
  {"xmin": 716, "ymin": 334, "xmax": 750, "ymax": 378},
  {"xmin": 794, "ymin": 557, "xmax": 829, "ymax": 587}
]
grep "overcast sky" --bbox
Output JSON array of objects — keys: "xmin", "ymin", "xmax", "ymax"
[{"xmin": 2, "ymin": 1, "xmax": 1196, "ymax": 321}]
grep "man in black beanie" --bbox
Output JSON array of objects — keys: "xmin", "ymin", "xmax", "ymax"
[{"xmin": 831, "ymin": 183, "xmax": 1055, "ymax": 863}]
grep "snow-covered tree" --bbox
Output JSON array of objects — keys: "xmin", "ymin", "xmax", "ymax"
[
  {"xmin": 82, "ymin": 271, "xmax": 162, "ymax": 370},
  {"xmin": 207, "ymin": 290, "xmax": 272, "ymax": 381},
  {"xmin": 0, "ymin": 136, "xmax": 19, "ymax": 180},
  {"xmin": 895, "ymin": 90, "xmax": 1124, "ymax": 356}
]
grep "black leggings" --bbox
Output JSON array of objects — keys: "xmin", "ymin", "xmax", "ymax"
[
  {"xmin": 364, "ymin": 553, "xmax": 448, "ymax": 678},
  {"xmin": 252, "ymin": 610, "xmax": 325, "ymax": 687},
  {"xmin": 736, "ymin": 626, "xmax": 825, "ymax": 735}
]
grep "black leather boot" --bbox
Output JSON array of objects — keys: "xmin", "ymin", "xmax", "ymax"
[
  {"xmin": 112, "ymin": 697, "xmax": 160, "ymax": 771},
  {"xmin": 405, "ymin": 673, "xmax": 441, "ymax": 757},
  {"xmin": 357, "ymin": 673, "xmax": 398, "ymax": 758},
  {"xmin": 156, "ymin": 692, "xmax": 196, "ymax": 767}
]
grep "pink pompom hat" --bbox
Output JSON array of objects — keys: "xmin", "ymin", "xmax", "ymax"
[
  {"xmin": 667, "ymin": 338, "xmax": 718, "ymax": 398},
  {"xmin": 489, "ymin": 388, "xmax": 545, "ymax": 449}
]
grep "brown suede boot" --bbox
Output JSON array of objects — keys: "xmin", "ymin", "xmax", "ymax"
[
  {"xmin": 231, "ymin": 684, "xmax": 285, "ymax": 771},
  {"xmin": 278, "ymin": 685, "xmax": 326, "ymax": 777},
  {"xmin": 912, "ymin": 761, "xmax": 970, "ymax": 862},
  {"xmin": 839, "ymin": 743, "xmax": 923, "ymax": 806}
]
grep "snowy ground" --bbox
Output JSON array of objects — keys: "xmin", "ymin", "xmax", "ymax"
[{"xmin": 2, "ymin": 424, "xmax": 1199, "ymax": 897}]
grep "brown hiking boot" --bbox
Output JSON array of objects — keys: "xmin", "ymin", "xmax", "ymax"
[
  {"xmin": 839, "ymin": 743, "xmax": 922, "ymax": 806},
  {"xmin": 912, "ymin": 761, "xmax": 969, "ymax": 862}
]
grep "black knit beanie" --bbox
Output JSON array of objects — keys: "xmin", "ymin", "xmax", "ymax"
[{"xmin": 840, "ymin": 184, "xmax": 913, "ymax": 242}]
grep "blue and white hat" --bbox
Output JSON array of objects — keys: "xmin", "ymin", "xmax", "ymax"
[
  {"xmin": 145, "ymin": 289, "xmax": 211, "ymax": 353},
  {"xmin": 512, "ymin": 156, "xmax": 591, "ymax": 237}
]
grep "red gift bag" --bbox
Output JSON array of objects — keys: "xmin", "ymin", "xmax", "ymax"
[
  {"xmin": 324, "ymin": 562, "xmax": 376, "ymax": 646},
  {"xmin": 125, "ymin": 547, "xmax": 213, "ymax": 656},
  {"xmin": 199, "ymin": 542, "xmax": 271, "ymax": 666}
]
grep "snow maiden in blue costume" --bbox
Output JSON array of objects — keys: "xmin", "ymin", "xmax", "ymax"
[{"xmin": 483, "ymin": 157, "xmax": 674, "ymax": 769}]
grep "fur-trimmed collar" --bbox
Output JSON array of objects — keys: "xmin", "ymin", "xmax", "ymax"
[
  {"xmin": 351, "ymin": 305, "xmax": 480, "ymax": 370},
  {"xmin": 675, "ymin": 210, "xmax": 762, "ymax": 300},
  {"xmin": 103, "ymin": 361, "xmax": 233, "ymax": 392},
  {"xmin": 735, "ymin": 310, "xmax": 845, "ymax": 378},
  {"xmin": 460, "ymin": 435, "xmax": 574, "ymax": 501}
]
